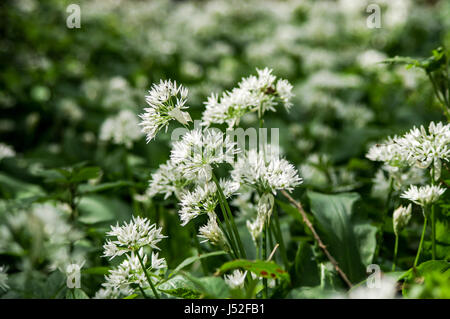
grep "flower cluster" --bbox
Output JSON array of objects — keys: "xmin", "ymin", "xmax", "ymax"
[
  {"xmin": 232, "ymin": 147, "xmax": 303, "ymax": 195},
  {"xmin": 171, "ymin": 128, "xmax": 240, "ymax": 182},
  {"xmin": 401, "ymin": 185, "xmax": 446, "ymax": 208},
  {"xmin": 198, "ymin": 213, "xmax": 227, "ymax": 247},
  {"xmin": 139, "ymin": 80, "xmax": 191, "ymax": 142},
  {"xmin": 99, "ymin": 216, "xmax": 167, "ymax": 298},
  {"xmin": 178, "ymin": 179, "xmax": 239, "ymax": 226},
  {"xmin": 367, "ymin": 122, "xmax": 450, "ymax": 180},
  {"xmin": 103, "ymin": 216, "xmax": 166, "ymax": 259},
  {"xmin": 224, "ymin": 269, "xmax": 247, "ymax": 289},
  {"xmin": 202, "ymin": 68, "xmax": 293, "ymax": 128}
]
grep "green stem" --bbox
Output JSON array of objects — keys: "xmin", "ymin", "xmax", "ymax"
[
  {"xmin": 430, "ymin": 164, "xmax": 436, "ymax": 260},
  {"xmin": 392, "ymin": 235, "xmax": 399, "ymax": 271},
  {"xmin": 136, "ymin": 252, "xmax": 160, "ymax": 299},
  {"xmin": 212, "ymin": 173, "xmax": 246, "ymax": 259},
  {"xmin": 375, "ymin": 178, "xmax": 394, "ymax": 260},
  {"xmin": 262, "ymin": 221, "xmax": 268, "ymax": 299},
  {"xmin": 414, "ymin": 213, "xmax": 428, "ymax": 268},
  {"xmin": 138, "ymin": 286, "xmax": 149, "ymax": 299},
  {"xmin": 272, "ymin": 205, "xmax": 289, "ymax": 269}
]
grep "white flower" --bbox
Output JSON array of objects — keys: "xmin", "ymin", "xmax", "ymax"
[
  {"xmin": 224, "ymin": 270, "xmax": 247, "ymax": 289},
  {"xmin": 202, "ymin": 68, "xmax": 293, "ymax": 128},
  {"xmin": 0, "ymin": 265, "xmax": 9, "ymax": 292},
  {"xmin": 139, "ymin": 79, "xmax": 191, "ymax": 142},
  {"xmin": 198, "ymin": 213, "xmax": 227, "ymax": 247},
  {"xmin": 103, "ymin": 251, "xmax": 148, "ymax": 294},
  {"xmin": 401, "ymin": 185, "xmax": 446, "ymax": 207},
  {"xmin": 367, "ymin": 122, "xmax": 450, "ymax": 181},
  {"xmin": 393, "ymin": 204, "xmax": 412, "ymax": 235},
  {"xmin": 0, "ymin": 143, "xmax": 15, "ymax": 160},
  {"xmin": 150, "ymin": 252, "xmax": 167, "ymax": 271},
  {"xmin": 247, "ymin": 193, "xmax": 274, "ymax": 242},
  {"xmin": 232, "ymin": 147, "xmax": 302, "ymax": 194},
  {"xmin": 100, "ymin": 109, "xmax": 143, "ymax": 148},
  {"xmin": 147, "ymin": 159, "xmax": 189, "ymax": 200},
  {"xmin": 103, "ymin": 216, "xmax": 166, "ymax": 259},
  {"xmin": 170, "ymin": 128, "xmax": 239, "ymax": 182},
  {"xmin": 178, "ymin": 179, "xmax": 237, "ymax": 226}
]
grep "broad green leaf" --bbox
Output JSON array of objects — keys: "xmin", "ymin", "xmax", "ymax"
[
  {"xmin": 82, "ymin": 267, "xmax": 110, "ymax": 275},
  {"xmin": 70, "ymin": 167, "xmax": 101, "ymax": 183},
  {"xmin": 181, "ymin": 273, "xmax": 230, "ymax": 299},
  {"xmin": 292, "ymin": 241, "xmax": 320, "ymax": 287},
  {"xmin": 170, "ymin": 251, "xmax": 227, "ymax": 277},
  {"xmin": 158, "ymin": 275, "xmax": 201, "ymax": 299},
  {"xmin": 0, "ymin": 172, "xmax": 44, "ymax": 199},
  {"xmin": 218, "ymin": 259, "xmax": 290, "ymax": 281},
  {"xmin": 78, "ymin": 181, "xmax": 132, "ymax": 194},
  {"xmin": 77, "ymin": 194, "xmax": 130, "ymax": 224},
  {"xmin": 66, "ymin": 288, "xmax": 90, "ymax": 299},
  {"xmin": 307, "ymin": 191, "xmax": 377, "ymax": 283}
]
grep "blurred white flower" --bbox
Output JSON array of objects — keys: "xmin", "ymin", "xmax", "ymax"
[
  {"xmin": 0, "ymin": 143, "xmax": 15, "ymax": 160},
  {"xmin": 0, "ymin": 266, "xmax": 9, "ymax": 292},
  {"xmin": 224, "ymin": 269, "xmax": 247, "ymax": 289},
  {"xmin": 349, "ymin": 276, "xmax": 398, "ymax": 299},
  {"xmin": 139, "ymin": 79, "xmax": 191, "ymax": 142},
  {"xmin": 100, "ymin": 109, "xmax": 143, "ymax": 148},
  {"xmin": 202, "ymin": 68, "xmax": 293, "ymax": 128}
]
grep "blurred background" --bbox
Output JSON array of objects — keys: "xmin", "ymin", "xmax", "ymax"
[{"xmin": 0, "ymin": 0, "xmax": 449, "ymax": 298}]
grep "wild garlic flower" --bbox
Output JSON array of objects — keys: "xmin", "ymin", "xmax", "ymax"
[
  {"xmin": 224, "ymin": 269, "xmax": 247, "ymax": 289},
  {"xmin": 99, "ymin": 109, "xmax": 143, "ymax": 148},
  {"xmin": 103, "ymin": 251, "xmax": 148, "ymax": 294},
  {"xmin": 170, "ymin": 128, "xmax": 240, "ymax": 182},
  {"xmin": 247, "ymin": 193, "xmax": 274, "ymax": 242},
  {"xmin": 0, "ymin": 143, "xmax": 15, "ymax": 160},
  {"xmin": 0, "ymin": 265, "xmax": 9, "ymax": 292},
  {"xmin": 367, "ymin": 122, "xmax": 450, "ymax": 180},
  {"xmin": 232, "ymin": 148, "xmax": 302, "ymax": 195},
  {"xmin": 198, "ymin": 212, "xmax": 227, "ymax": 247},
  {"xmin": 393, "ymin": 204, "xmax": 412, "ymax": 236},
  {"xmin": 139, "ymin": 79, "xmax": 191, "ymax": 142},
  {"xmin": 178, "ymin": 179, "xmax": 239, "ymax": 226},
  {"xmin": 401, "ymin": 185, "xmax": 446, "ymax": 207},
  {"xmin": 103, "ymin": 216, "xmax": 166, "ymax": 259},
  {"xmin": 202, "ymin": 68, "xmax": 293, "ymax": 128},
  {"xmin": 147, "ymin": 159, "xmax": 189, "ymax": 200}
]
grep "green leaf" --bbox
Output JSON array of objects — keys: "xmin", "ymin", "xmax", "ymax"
[
  {"xmin": 218, "ymin": 259, "xmax": 290, "ymax": 281},
  {"xmin": 66, "ymin": 288, "xmax": 90, "ymax": 299},
  {"xmin": 70, "ymin": 167, "xmax": 101, "ymax": 183},
  {"xmin": 181, "ymin": 273, "xmax": 230, "ymax": 299},
  {"xmin": 77, "ymin": 194, "xmax": 130, "ymax": 224},
  {"xmin": 158, "ymin": 275, "xmax": 201, "ymax": 299},
  {"xmin": 81, "ymin": 267, "xmax": 110, "ymax": 275},
  {"xmin": 77, "ymin": 181, "xmax": 132, "ymax": 194},
  {"xmin": 307, "ymin": 191, "xmax": 377, "ymax": 283},
  {"xmin": 292, "ymin": 241, "xmax": 320, "ymax": 287},
  {"xmin": 170, "ymin": 251, "xmax": 227, "ymax": 277}
]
